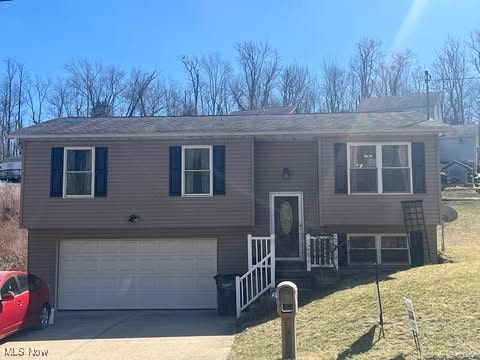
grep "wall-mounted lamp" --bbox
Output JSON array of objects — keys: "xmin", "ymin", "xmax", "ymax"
[
  {"xmin": 128, "ymin": 214, "xmax": 139, "ymax": 223},
  {"xmin": 282, "ymin": 168, "xmax": 290, "ymax": 180}
]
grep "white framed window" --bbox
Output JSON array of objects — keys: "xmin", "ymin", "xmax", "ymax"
[
  {"xmin": 347, "ymin": 143, "xmax": 412, "ymax": 194},
  {"xmin": 182, "ymin": 145, "xmax": 213, "ymax": 196},
  {"xmin": 63, "ymin": 147, "xmax": 95, "ymax": 197},
  {"xmin": 347, "ymin": 233, "xmax": 410, "ymax": 265}
]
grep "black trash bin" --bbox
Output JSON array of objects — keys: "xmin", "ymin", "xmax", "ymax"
[{"xmin": 214, "ymin": 274, "xmax": 239, "ymax": 316}]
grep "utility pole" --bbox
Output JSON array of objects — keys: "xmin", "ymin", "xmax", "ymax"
[{"xmin": 425, "ymin": 70, "xmax": 431, "ymax": 120}]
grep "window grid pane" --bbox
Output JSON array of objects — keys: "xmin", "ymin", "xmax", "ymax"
[
  {"xmin": 66, "ymin": 172, "xmax": 92, "ymax": 195},
  {"xmin": 350, "ymin": 236, "xmax": 376, "ymax": 248},
  {"xmin": 382, "ymin": 168, "xmax": 410, "ymax": 192},
  {"xmin": 185, "ymin": 148, "xmax": 210, "ymax": 170},
  {"xmin": 382, "ymin": 145, "xmax": 409, "ymax": 168},
  {"xmin": 350, "ymin": 169, "xmax": 378, "ymax": 192},
  {"xmin": 381, "ymin": 249, "xmax": 409, "ymax": 264},
  {"xmin": 351, "ymin": 145, "xmax": 377, "ymax": 168},
  {"xmin": 185, "ymin": 170, "xmax": 210, "ymax": 194},
  {"xmin": 66, "ymin": 150, "xmax": 92, "ymax": 171}
]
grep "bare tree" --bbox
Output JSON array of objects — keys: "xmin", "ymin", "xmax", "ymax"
[
  {"xmin": 469, "ymin": 29, "xmax": 480, "ymax": 120},
  {"xmin": 280, "ymin": 64, "xmax": 310, "ymax": 110},
  {"xmin": 233, "ymin": 41, "xmax": 280, "ymax": 110},
  {"xmin": 201, "ymin": 54, "xmax": 232, "ymax": 115},
  {"xmin": 101, "ymin": 64, "xmax": 125, "ymax": 115},
  {"xmin": 25, "ymin": 76, "xmax": 50, "ymax": 124},
  {"xmin": 164, "ymin": 81, "xmax": 183, "ymax": 116},
  {"xmin": 65, "ymin": 59, "xmax": 125, "ymax": 116},
  {"xmin": 433, "ymin": 38, "xmax": 469, "ymax": 124},
  {"xmin": 142, "ymin": 79, "xmax": 167, "ymax": 116},
  {"xmin": 180, "ymin": 56, "xmax": 202, "ymax": 115},
  {"xmin": 351, "ymin": 38, "xmax": 383, "ymax": 100},
  {"xmin": 48, "ymin": 78, "xmax": 69, "ymax": 118},
  {"xmin": 321, "ymin": 61, "xmax": 349, "ymax": 113},
  {"xmin": 375, "ymin": 50, "xmax": 414, "ymax": 96},
  {"xmin": 0, "ymin": 59, "xmax": 25, "ymax": 159},
  {"xmin": 65, "ymin": 59, "xmax": 102, "ymax": 116},
  {"xmin": 123, "ymin": 69, "xmax": 157, "ymax": 116}
]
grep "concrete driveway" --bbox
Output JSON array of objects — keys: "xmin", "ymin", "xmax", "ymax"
[{"xmin": 0, "ymin": 310, "xmax": 236, "ymax": 360}]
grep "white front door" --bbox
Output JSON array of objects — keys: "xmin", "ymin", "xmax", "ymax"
[
  {"xmin": 269, "ymin": 192, "xmax": 304, "ymax": 261},
  {"xmin": 58, "ymin": 239, "xmax": 217, "ymax": 310}
]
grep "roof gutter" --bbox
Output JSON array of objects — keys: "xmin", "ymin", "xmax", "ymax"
[{"xmin": 9, "ymin": 127, "xmax": 450, "ymax": 140}]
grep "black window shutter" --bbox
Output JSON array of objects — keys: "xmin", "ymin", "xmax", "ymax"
[
  {"xmin": 50, "ymin": 147, "xmax": 64, "ymax": 197},
  {"xmin": 94, "ymin": 147, "xmax": 108, "ymax": 197},
  {"xmin": 334, "ymin": 143, "xmax": 348, "ymax": 194},
  {"xmin": 213, "ymin": 145, "xmax": 225, "ymax": 195},
  {"xmin": 169, "ymin": 146, "xmax": 181, "ymax": 196},
  {"xmin": 337, "ymin": 233, "xmax": 348, "ymax": 267},
  {"xmin": 412, "ymin": 142, "xmax": 426, "ymax": 193}
]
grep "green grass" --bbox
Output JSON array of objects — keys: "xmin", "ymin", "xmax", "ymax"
[{"xmin": 229, "ymin": 202, "xmax": 480, "ymax": 360}]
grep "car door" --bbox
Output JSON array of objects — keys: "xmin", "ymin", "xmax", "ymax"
[
  {"xmin": 15, "ymin": 275, "xmax": 31, "ymax": 327},
  {"xmin": 0, "ymin": 276, "xmax": 22, "ymax": 337}
]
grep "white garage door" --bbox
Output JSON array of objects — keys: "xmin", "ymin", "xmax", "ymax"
[{"xmin": 58, "ymin": 239, "xmax": 217, "ymax": 310}]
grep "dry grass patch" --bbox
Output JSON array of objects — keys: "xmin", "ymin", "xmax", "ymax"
[
  {"xmin": 230, "ymin": 202, "xmax": 480, "ymax": 360},
  {"xmin": 0, "ymin": 183, "xmax": 27, "ymax": 270}
]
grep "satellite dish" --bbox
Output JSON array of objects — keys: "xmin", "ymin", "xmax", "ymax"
[{"xmin": 442, "ymin": 206, "xmax": 458, "ymax": 223}]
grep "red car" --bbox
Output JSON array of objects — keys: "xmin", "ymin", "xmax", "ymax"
[{"xmin": 0, "ymin": 271, "xmax": 51, "ymax": 340}]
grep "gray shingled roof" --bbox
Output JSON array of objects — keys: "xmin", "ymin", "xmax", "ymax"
[
  {"xmin": 229, "ymin": 106, "xmax": 297, "ymax": 115},
  {"xmin": 11, "ymin": 111, "xmax": 448, "ymax": 139},
  {"xmin": 357, "ymin": 93, "xmax": 441, "ymax": 112}
]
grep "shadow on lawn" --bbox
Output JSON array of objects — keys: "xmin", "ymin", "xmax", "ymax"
[
  {"xmin": 239, "ymin": 270, "xmax": 398, "ymax": 330},
  {"xmin": 336, "ymin": 324, "xmax": 378, "ymax": 360}
]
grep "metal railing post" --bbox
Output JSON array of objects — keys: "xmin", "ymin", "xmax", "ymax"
[
  {"xmin": 306, "ymin": 234, "xmax": 312, "ymax": 272},
  {"xmin": 247, "ymin": 234, "xmax": 253, "ymax": 270},
  {"xmin": 235, "ymin": 276, "xmax": 241, "ymax": 319},
  {"xmin": 333, "ymin": 233, "xmax": 339, "ymax": 270},
  {"xmin": 270, "ymin": 234, "xmax": 276, "ymax": 288}
]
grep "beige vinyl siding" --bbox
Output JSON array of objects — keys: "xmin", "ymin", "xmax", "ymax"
[
  {"xmin": 27, "ymin": 232, "xmax": 57, "ymax": 308},
  {"xmin": 21, "ymin": 138, "xmax": 253, "ymax": 229},
  {"xmin": 28, "ymin": 227, "xmax": 251, "ymax": 308},
  {"xmin": 254, "ymin": 140, "xmax": 320, "ymax": 235},
  {"xmin": 319, "ymin": 135, "xmax": 442, "ymax": 227}
]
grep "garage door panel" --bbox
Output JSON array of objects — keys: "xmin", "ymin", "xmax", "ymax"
[{"xmin": 58, "ymin": 239, "xmax": 217, "ymax": 310}]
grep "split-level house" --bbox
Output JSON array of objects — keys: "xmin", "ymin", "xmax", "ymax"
[{"xmin": 12, "ymin": 112, "xmax": 446, "ymax": 315}]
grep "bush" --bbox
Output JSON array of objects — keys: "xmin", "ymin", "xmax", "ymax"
[{"xmin": 0, "ymin": 183, "xmax": 27, "ymax": 270}]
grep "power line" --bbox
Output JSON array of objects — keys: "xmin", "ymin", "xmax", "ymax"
[{"xmin": 430, "ymin": 76, "xmax": 480, "ymax": 82}]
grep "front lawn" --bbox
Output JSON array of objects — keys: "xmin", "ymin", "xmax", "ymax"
[{"xmin": 229, "ymin": 202, "xmax": 480, "ymax": 359}]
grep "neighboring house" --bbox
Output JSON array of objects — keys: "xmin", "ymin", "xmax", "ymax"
[
  {"xmin": 357, "ymin": 92, "xmax": 443, "ymax": 121},
  {"xmin": 0, "ymin": 157, "xmax": 22, "ymax": 182},
  {"xmin": 439, "ymin": 124, "xmax": 479, "ymax": 185},
  {"xmin": 12, "ymin": 112, "xmax": 446, "ymax": 313}
]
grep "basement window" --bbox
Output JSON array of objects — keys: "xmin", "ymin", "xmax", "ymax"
[{"xmin": 347, "ymin": 234, "xmax": 410, "ymax": 265}]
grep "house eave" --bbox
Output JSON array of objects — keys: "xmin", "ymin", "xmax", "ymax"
[{"xmin": 10, "ymin": 128, "xmax": 449, "ymax": 140}]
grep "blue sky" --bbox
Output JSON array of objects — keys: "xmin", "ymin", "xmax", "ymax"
[{"xmin": 1, "ymin": 0, "xmax": 480, "ymax": 81}]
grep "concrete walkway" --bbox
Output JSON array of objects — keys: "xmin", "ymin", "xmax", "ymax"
[{"xmin": 1, "ymin": 310, "xmax": 236, "ymax": 360}]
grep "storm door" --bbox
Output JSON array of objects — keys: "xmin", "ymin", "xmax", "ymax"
[{"xmin": 270, "ymin": 193, "xmax": 304, "ymax": 260}]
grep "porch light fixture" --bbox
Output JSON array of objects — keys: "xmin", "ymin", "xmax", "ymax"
[
  {"xmin": 282, "ymin": 168, "xmax": 290, "ymax": 180},
  {"xmin": 128, "ymin": 214, "xmax": 139, "ymax": 223}
]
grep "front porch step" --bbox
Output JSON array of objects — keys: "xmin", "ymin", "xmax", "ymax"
[
  {"xmin": 276, "ymin": 263, "xmax": 313, "ymax": 294},
  {"xmin": 276, "ymin": 260, "xmax": 307, "ymax": 272}
]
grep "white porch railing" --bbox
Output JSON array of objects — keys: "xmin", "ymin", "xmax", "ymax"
[
  {"xmin": 235, "ymin": 234, "xmax": 275, "ymax": 318},
  {"xmin": 306, "ymin": 233, "xmax": 338, "ymax": 271}
]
